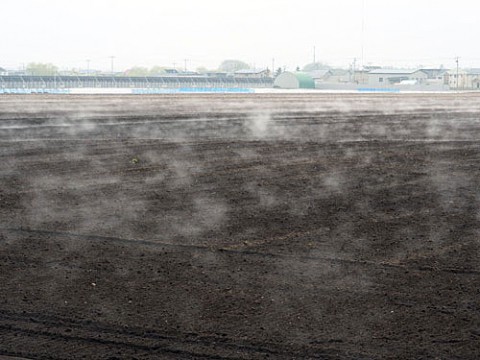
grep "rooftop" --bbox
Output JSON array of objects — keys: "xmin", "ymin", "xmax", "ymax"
[
  {"xmin": 234, "ymin": 68, "xmax": 268, "ymax": 74},
  {"xmin": 308, "ymin": 69, "xmax": 331, "ymax": 78},
  {"xmin": 368, "ymin": 69, "xmax": 422, "ymax": 75}
]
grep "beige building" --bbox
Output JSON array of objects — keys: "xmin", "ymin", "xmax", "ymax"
[{"xmin": 446, "ymin": 69, "xmax": 480, "ymax": 90}]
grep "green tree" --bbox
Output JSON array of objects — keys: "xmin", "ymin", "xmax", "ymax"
[
  {"xmin": 126, "ymin": 66, "xmax": 150, "ymax": 76},
  {"xmin": 218, "ymin": 59, "xmax": 250, "ymax": 72},
  {"xmin": 149, "ymin": 66, "xmax": 166, "ymax": 76},
  {"xmin": 26, "ymin": 62, "xmax": 58, "ymax": 76},
  {"xmin": 302, "ymin": 62, "xmax": 331, "ymax": 72},
  {"xmin": 196, "ymin": 66, "xmax": 209, "ymax": 74}
]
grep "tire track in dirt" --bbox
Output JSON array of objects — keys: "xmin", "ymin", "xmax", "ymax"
[
  {"xmin": 0, "ymin": 310, "xmax": 354, "ymax": 360},
  {"xmin": 3, "ymin": 227, "xmax": 479, "ymax": 276}
]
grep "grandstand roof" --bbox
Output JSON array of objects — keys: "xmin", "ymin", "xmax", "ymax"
[
  {"xmin": 0, "ymin": 74, "xmax": 274, "ymax": 89},
  {"xmin": 234, "ymin": 69, "xmax": 268, "ymax": 74}
]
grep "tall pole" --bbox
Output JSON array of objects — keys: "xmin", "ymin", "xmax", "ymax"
[
  {"xmin": 456, "ymin": 56, "xmax": 459, "ymax": 90},
  {"xmin": 272, "ymin": 58, "xmax": 275, "ymax": 77},
  {"xmin": 352, "ymin": 57, "xmax": 357, "ymax": 83},
  {"xmin": 110, "ymin": 56, "xmax": 115, "ymax": 75},
  {"xmin": 313, "ymin": 46, "xmax": 316, "ymax": 68},
  {"xmin": 361, "ymin": 0, "xmax": 366, "ymax": 75}
]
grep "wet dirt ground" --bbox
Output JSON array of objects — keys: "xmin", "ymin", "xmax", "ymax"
[{"xmin": 1, "ymin": 94, "xmax": 480, "ymax": 359}]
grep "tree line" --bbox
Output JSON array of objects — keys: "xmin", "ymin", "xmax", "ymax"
[{"xmin": 21, "ymin": 60, "xmax": 330, "ymax": 76}]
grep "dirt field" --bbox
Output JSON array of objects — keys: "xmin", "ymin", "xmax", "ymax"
[{"xmin": 1, "ymin": 93, "xmax": 480, "ymax": 359}]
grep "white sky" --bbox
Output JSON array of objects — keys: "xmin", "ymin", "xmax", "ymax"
[{"xmin": 1, "ymin": 0, "xmax": 478, "ymax": 71}]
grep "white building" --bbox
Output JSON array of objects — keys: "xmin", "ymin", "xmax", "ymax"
[
  {"xmin": 234, "ymin": 69, "xmax": 270, "ymax": 78},
  {"xmin": 273, "ymin": 72, "xmax": 315, "ymax": 89},
  {"xmin": 308, "ymin": 69, "xmax": 332, "ymax": 82},
  {"xmin": 367, "ymin": 69, "xmax": 429, "ymax": 87}
]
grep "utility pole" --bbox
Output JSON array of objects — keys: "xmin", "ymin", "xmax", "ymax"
[
  {"xmin": 313, "ymin": 46, "xmax": 316, "ymax": 68},
  {"xmin": 456, "ymin": 56, "xmax": 459, "ymax": 90},
  {"xmin": 272, "ymin": 58, "xmax": 275, "ymax": 77},
  {"xmin": 352, "ymin": 57, "xmax": 357, "ymax": 83},
  {"xmin": 361, "ymin": 0, "xmax": 366, "ymax": 73},
  {"xmin": 110, "ymin": 56, "xmax": 115, "ymax": 75}
]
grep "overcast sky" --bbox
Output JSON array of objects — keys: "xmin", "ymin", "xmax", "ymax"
[{"xmin": 1, "ymin": 0, "xmax": 478, "ymax": 71}]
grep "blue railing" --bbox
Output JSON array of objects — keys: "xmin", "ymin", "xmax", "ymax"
[
  {"xmin": 357, "ymin": 88, "xmax": 401, "ymax": 93},
  {"xmin": 132, "ymin": 88, "xmax": 254, "ymax": 94}
]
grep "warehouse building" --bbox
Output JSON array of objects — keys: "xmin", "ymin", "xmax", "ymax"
[
  {"xmin": 367, "ymin": 69, "xmax": 429, "ymax": 86},
  {"xmin": 273, "ymin": 72, "xmax": 315, "ymax": 89}
]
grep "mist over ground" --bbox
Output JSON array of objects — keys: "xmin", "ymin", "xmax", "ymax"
[{"xmin": 1, "ymin": 94, "xmax": 480, "ymax": 359}]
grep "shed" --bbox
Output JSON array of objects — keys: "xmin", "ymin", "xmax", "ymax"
[{"xmin": 274, "ymin": 72, "xmax": 315, "ymax": 89}]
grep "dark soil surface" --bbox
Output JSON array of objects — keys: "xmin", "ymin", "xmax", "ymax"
[{"xmin": 1, "ymin": 94, "xmax": 480, "ymax": 359}]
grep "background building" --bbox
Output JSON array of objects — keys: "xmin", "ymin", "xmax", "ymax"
[
  {"xmin": 367, "ymin": 69, "xmax": 429, "ymax": 86},
  {"xmin": 0, "ymin": 74, "xmax": 273, "ymax": 92},
  {"xmin": 446, "ymin": 69, "xmax": 480, "ymax": 90},
  {"xmin": 234, "ymin": 69, "xmax": 270, "ymax": 78},
  {"xmin": 273, "ymin": 72, "xmax": 315, "ymax": 89}
]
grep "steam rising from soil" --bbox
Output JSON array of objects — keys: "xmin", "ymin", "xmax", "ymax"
[{"xmin": 2, "ymin": 93, "xmax": 480, "ymax": 359}]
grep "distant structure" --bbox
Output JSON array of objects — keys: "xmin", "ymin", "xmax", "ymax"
[
  {"xmin": 0, "ymin": 74, "xmax": 273, "ymax": 93},
  {"xmin": 420, "ymin": 68, "xmax": 448, "ymax": 80},
  {"xmin": 273, "ymin": 72, "xmax": 315, "ymax": 89},
  {"xmin": 367, "ymin": 69, "xmax": 429, "ymax": 86},
  {"xmin": 364, "ymin": 68, "xmax": 449, "ymax": 90},
  {"xmin": 1, "ymin": 65, "xmax": 476, "ymax": 92},
  {"xmin": 309, "ymin": 69, "xmax": 353, "ymax": 85},
  {"xmin": 234, "ymin": 68, "xmax": 270, "ymax": 78},
  {"xmin": 446, "ymin": 69, "xmax": 480, "ymax": 90},
  {"xmin": 308, "ymin": 69, "xmax": 332, "ymax": 82}
]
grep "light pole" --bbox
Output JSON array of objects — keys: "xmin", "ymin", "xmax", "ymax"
[
  {"xmin": 110, "ymin": 56, "xmax": 115, "ymax": 75},
  {"xmin": 456, "ymin": 56, "xmax": 459, "ymax": 90},
  {"xmin": 360, "ymin": 0, "xmax": 367, "ymax": 82},
  {"xmin": 352, "ymin": 57, "xmax": 357, "ymax": 83}
]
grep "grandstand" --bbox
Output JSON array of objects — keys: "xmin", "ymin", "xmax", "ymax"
[{"xmin": 0, "ymin": 75, "xmax": 273, "ymax": 90}]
